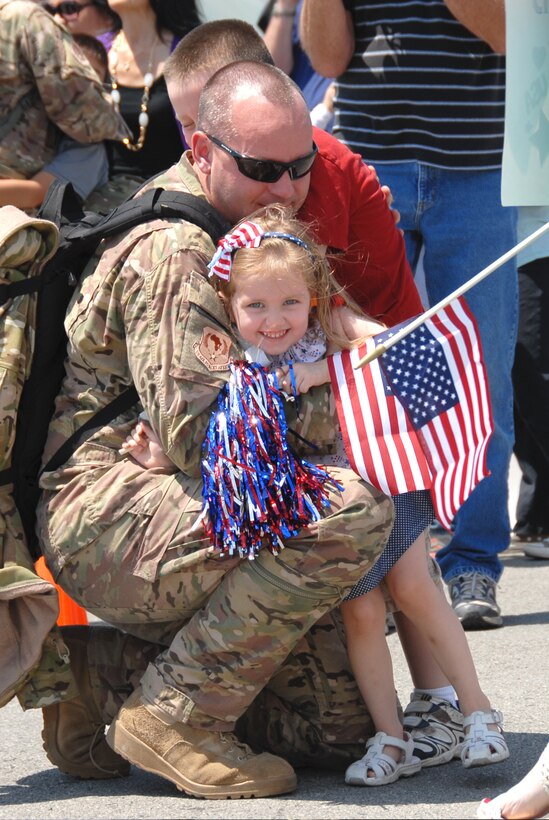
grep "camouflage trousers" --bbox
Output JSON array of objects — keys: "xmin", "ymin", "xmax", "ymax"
[
  {"xmin": 40, "ymin": 463, "xmax": 393, "ymax": 754},
  {"xmin": 82, "ymin": 610, "xmax": 378, "ymax": 770}
]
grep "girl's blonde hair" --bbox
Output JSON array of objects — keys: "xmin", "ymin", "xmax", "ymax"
[{"xmin": 212, "ymin": 204, "xmax": 369, "ymax": 349}]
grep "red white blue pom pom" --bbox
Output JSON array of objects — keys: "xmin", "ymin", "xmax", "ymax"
[{"xmin": 201, "ymin": 360, "xmax": 341, "ymax": 559}]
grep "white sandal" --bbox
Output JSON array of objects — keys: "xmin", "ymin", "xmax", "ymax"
[
  {"xmin": 345, "ymin": 731, "xmax": 422, "ymax": 786},
  {"xmin": 461, "ymin": 709, "xmax": 509, "ymax": 768}
]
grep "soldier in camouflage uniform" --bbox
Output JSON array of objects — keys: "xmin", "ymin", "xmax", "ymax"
[
  {"xmin": 36, "ymin": 62, "xmax": 394, "ymax": 798},
  {"xmin": 0, "ymin": 0, "xmax": 128, "ymax": 182}
]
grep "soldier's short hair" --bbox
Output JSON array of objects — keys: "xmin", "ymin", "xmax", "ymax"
[{"xmin": 197, "ymin": 61, "xmax": 305, "ymax": 141}]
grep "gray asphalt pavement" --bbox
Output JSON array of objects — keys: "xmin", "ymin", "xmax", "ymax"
[{"xmin": 1, "ymin": 463, "xmax": 548, "ymax": 819}]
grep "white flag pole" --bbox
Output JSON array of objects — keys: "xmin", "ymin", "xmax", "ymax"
[{"xmin": 354, "ymin": 221, "xmax": 549, "ymax": 369}]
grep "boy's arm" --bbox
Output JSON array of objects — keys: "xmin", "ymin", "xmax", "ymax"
[
  {"xmin": 329, "ymin": 306, "xmax": 386, "ymax": 347},
  {"xmin": 300, "ymin": 129, "xmax": 422, "ymax": 325}
]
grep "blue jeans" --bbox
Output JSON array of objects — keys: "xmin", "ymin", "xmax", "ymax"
[{"xmin": 375, "ymin": 162, "xmax": 518, "ymax": 583}]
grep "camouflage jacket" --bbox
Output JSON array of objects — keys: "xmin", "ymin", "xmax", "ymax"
[
  {"xmin": 0, "ymin": 0, "xmax": 129, "ymax": 179},
  {"xmin": 39, "ymin": 155, "xmax": 338, "ymax": 546},
  {"xmin": 0, "ymin": 205, "xmax": 59, "ymax": 473}
]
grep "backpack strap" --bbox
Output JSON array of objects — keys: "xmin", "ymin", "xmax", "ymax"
[
  {"xmin": 0, "ymin": 185, "xmax": 231, "ymax": 306},
  {"xmin": 38, "ymin": 177, "xmax": 88, "ymax": 226},
  {"xmin": 0, "ymin": 467, "xmax": 13, "ymax": 485},
  {"xmin": 0, "ymin": 181, "xmax": 231, "ymax": 485},
  {"xmin": 38, "ymin": 181, "xmax": 230, "ymax": 261},
  {"xmin": 69, "ymin": 187, "xmax": 231, "ymax": 247},
  {"xmin": 40, "ymin": 386, "xmax": 139, "ymax": 475},
  {"xmin": 0, "ymin": 276, "xmax": 47, "ymax": 304},
  {"xmin": 0, "ymin": 386, "xmax": 139, "ymax": 486}
]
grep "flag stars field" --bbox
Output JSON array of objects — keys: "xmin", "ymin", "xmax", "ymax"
[{"xmin": 327, "ymin": 296, "xmax": 493, "ymax": 530}]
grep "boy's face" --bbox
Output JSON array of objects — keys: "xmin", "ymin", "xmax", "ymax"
[
  {"xmin": 229, "ymin": 265, "xmax": 311, "ymax": 357},
  {"xmin": 167, "ymin": 71, "xmax": 208, "ymax": 148}
]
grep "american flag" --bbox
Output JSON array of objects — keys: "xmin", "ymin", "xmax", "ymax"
[{"xmin": 327, "ymin": 297, "xmax": 493, "ymax": 530}]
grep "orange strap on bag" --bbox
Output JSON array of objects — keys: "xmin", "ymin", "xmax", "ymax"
[{"xmin": 34, "ymin": 556, "xmax": 88, "ymax": 627}]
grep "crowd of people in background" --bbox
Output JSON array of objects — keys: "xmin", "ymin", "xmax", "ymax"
[{"xmin": 0, "ymin": 1, "xmax": 548, "ymax": 818}]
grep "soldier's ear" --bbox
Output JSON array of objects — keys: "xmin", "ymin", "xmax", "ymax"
[{"xmin": 192, "ymin": 131, "xmax": 213, "ymax": 174}]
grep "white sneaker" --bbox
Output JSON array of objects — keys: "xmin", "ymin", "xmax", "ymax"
[{"xmin": 403, "ymin": 693, "xmax": 465, "ymax": 767}]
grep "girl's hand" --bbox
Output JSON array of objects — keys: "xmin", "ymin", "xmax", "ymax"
[
  {"xmin": 275, "ymin": 360, "xmax": 330, "ymax": 395},
  {"xmin": 119, "ymin": 421, "xmax": 176, "ymax": 470}
]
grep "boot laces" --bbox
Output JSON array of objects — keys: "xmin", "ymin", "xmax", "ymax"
[
  {"xmin": 217, "ymin": 732, "xmax": 254, "ymax": 762},
  {"xmin": 88, "ymin": 724, "xmax": 125, "ymax": 777}
]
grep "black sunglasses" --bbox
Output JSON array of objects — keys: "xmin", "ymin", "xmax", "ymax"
[
  {"xmin": 205, "ymin": 134, "xmax": 318, "ymax": 183},
  {"xmin": 43, "ymin": 1, "xmax": 95, "ymax": 16}
]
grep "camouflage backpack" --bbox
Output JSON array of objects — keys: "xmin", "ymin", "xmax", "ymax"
[
  {"xmin": 0, "ymin": 182, "xmax": 229, "ymax": 706},
  {"xmin": 0, "ymin": 205, "xmax": 64, "ymax": 707}
]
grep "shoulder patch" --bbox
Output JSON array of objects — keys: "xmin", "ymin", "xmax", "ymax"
[{"xmin": 193, "ymin": 326, "xmax": 232, "ymax": 371}]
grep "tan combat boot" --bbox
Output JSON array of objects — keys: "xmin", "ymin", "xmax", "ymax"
[
  {"xmin": 42, "ymin": 626, "xmax": 130, "ymax": 779},
  {"xmin": 106, "ymin": 686, "xmax": 297, "ymax": 799}
]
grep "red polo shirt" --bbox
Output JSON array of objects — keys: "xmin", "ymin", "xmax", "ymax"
[{"xmin": 298, "ymin": 128, "xmax": 423, "ymax": 325}]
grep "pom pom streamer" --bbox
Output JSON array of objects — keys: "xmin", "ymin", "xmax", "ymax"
[{"xmin": 201, "ymin": 361, "xmax": 342, "ymax": 559}]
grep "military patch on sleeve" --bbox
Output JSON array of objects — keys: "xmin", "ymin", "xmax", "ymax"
[{"xmin": 193, "ymin": 326, "xmax": 232, "ymax": 371}]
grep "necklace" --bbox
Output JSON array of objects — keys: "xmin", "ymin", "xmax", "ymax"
[{"xmin": 110, "ymin": 33, "xmax": 156, "ymax": 152}]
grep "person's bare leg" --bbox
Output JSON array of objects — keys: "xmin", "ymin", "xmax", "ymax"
[
  {"xmin": 393, "ymin": 531, "xmax": 455, "ymax": 691},
  {"xmin": 477, "ymin": 742, "xmax": 549, "ymax": 818},
  {"xmin": 341, "ymin": 590, "xmax": 406, "ymax": 769},
  {"xmin": 386, "ymin": 535, "xmax": 509, "ymax": 767},
  {"xmin": 389, "ymin": 541, "xmax": 464, "ymax": 768},
  {"xmin": 393, "ymin": 606, "xmax": 465, "ymax": 767},
  {"xmin": 393, "ymin": 610, "xmax": 450, "ymax": 689},
  {"xmin": 386, "ymin": 538, "xmax": 491, "ymax": 716}
]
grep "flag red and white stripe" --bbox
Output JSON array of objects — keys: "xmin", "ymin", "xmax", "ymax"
[{"xmin": 327, "ymin": 297, "xmax": 493, "ymax": 529}]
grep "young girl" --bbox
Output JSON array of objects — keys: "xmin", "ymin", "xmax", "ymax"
[{"xmin": 121, "ymin": 205, "xmax": 509, "ymax": 786}]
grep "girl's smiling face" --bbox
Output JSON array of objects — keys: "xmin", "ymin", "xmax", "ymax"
[{"xmin": 229, "ymin": 265, "xmax": 311, "ymax": 356}]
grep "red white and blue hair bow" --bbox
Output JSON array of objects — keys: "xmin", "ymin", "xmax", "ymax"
[
  {"xmin": 208, "ymin": 221, "xmax": 264, "ymax": 281},
  {"xmin": 208, "ymin": 220, "xmax": 313, "ymax": 282}
]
